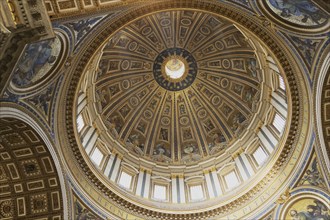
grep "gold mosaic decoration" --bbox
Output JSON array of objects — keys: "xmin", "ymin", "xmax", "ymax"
[{"xmin": 93, "ymin": 10, "xmax": 262, "ymax": 165}]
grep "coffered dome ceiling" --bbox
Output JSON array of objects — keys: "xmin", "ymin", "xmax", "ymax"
[
  {"xmin": 69, "ymin": 4, "xmax": 298, "ymax": 217},
  {"xmin": 91, "ymin": 10, "xmax": 263, "ymax": 165}
]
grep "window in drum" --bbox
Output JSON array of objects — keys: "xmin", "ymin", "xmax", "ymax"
[
  {"xmin": 90, "ymin": 147, "xmax": 104, "ymax": 167},
  {"xmin": 153, "ymin": 184, "xmax": 167, "ymax": 201},
  {"xmin": 189, "ymin": 184, "xmax": 204, "ymax": 201}
]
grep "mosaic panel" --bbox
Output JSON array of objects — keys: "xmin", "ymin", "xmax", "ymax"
[
  {"xmin": 66, "ymin": 16, "xmax": 106, "ymax": 46},
  {"xmin": 297, "ymin": 152, "xmax": 326, "ymax": 188},
  {"xmin": 266, "ymin": 0, "xmax": 328, "ymax": 27},
  {"xmin": 11, "ymin": 36, "xmax": 62, "ymax": 87},
  {"xmin": 284, "ymin": 198, "xmax": 329, "ymax": 219},
  {"xmin": 73, "ymin": 193, "xmax": 102, "ymax": 220}
]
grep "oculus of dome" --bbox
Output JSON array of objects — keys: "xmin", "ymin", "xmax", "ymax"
[
  {"xmin": 154, "ymin": 48, "xmax": 197, "ymax": 91},
  {"xmin": 164, "ymin": 57, "xmax": 186, "ymax": 80}
]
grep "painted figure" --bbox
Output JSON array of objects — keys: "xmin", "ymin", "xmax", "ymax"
[
  {"xmin": 154, "ymin": 143, "xmax": 171, "ymax": 158},
  {"xmin": 75, "ymin": 200, "xmax": 101, "ymax": 220},
  {"xmin": 300, "ymin": 158, "xmax": 325, "ymax": 186},
  {"xmin": 268, "ymin": 0, "xmax": 327, "ymax": 24},
  {"xmin": 70, "ymin": 17, "xmax": 102, "ymax": 42},
  {"xmin": 291, "ymin": 37, "xmax": 317, "ymax": 66},
  {"xmin": 289, "ymin": 200, "xmax": 329, "ymax": 220},
  {"xmin": 160, "ymin": 128, "xmax": 168, "ymax": 141},
  {"xmin": 290, "ymin": 209, "xmax": 313, "ymax": 220},
  {"xmin": 246, "ymin": 58, "xmax": 258, "ymax": 78},
  {"xmin": 13, "ymin": 39, "xmax": 57, "ymax": 86}
]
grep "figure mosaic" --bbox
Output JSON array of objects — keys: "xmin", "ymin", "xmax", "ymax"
[
  {"xmin": 74, "ymin": 198, "xmax": 101, "ymax": 220},
  {"xmin": 208, "ymin": 132, "xmax": 226, "ymax": 151},
  {"xmin": 193, "ymin": 99, "xmax": 201, "ymax": 109},
  {"xmin": 106, "ymin": 61, "xmax": 119, "ymax": 73},
  {"xmin": 29, "ymin": 86, "xmax": 54, "ymax": 115},
  {"xmin": 164, "ymin": 105, "xmax": 171, "ymax": 115},
  {"xmin": 300, "ymin": 157, "xmax": 325, "ymax": 187},
  {"xmin": 153, "ymin": 143, "xmax": 171, "ymax": 158},
  {"xmin": 183, "ymin": 128, "xmax": 193, "ymax": 140},
  {"xmin": 209, "ymin": 75, "xmax": 221, "ymax": 84},
  {"xmin": 213, "ymin": 132, "xmax": 226, "ymax": 144},
  {"xmin": 119, "ymin": 105, "xmax": 130, "ymax": 118},
  {"xmin": 233, "ymin": 59, "xmax": 245, "ymax": 70},
  {"xmin": 98, "ymin": 59, "xmax": 110, "ymax": 77},
  {"xmin": 137, "ymin": 121, "xmax": 146, "ymax": 134},
  {"xmin": 179, "ymin": 104, "xmax": 186, "ymax": 114},
  {"xmin": 134, "ymin": 19, "xmax": 147, "ymax": 29},
  {"xmin": 116, "ymin": 37, "xmax": 130, "ymax": 48},
  {"xmin": 244, "ymin": 87, "xmax": 255, "ymax": 102},
  {"xmin": 109, "ymin": 84, "xmax": 120, "ymax": 96},
  {"xmin": 206, "ymin": 16, "xmax": 221, "ymax": 28},
  {"xmin": 108, "ymin": 115, "xmax": 123, "ymax": 134},
  {"xmin": 183, "ymin": 143, "xmax": 197, "ymax": 155},
  {"xmin": 288, "ymin": 199, "xmax": 329, "ymax": 220},
  {"xmin": 225, "ymin": 35, "xmax": 238, "ymax": 47},
  {"xmin": 69, "ymin": 17, "xmax": 104, "ymax": 43},
  {"xmin": 221, "ymin": 104, "xmax": 232, "ymax": 117},
  {"xmin": 127, "ymin": 133, "xmax": 145, "ymax": 154},
  {"xmin": 232, "ymin": 84, "xmax": 243, "ymax": 95},
  {"xmin": 138, "ymin": 89, "xmax": 147, "ymax": 99},
  {"xmin": 160, "ymin": 128, "xmax": 169, "ymax": 141},
  {"xmin": 12, "ymin": 37, "xmax": 61, "ymax": 86},
  {"xmin": 231, "ymin": 112, "xmax": 246, "ymax": 132},
  {"xmin": 291, "ymin": 36, "xmax": 318, "ymax": 66},
  {"xmin": 203, "ymin": 88, "xmax": 213, "ymax": 98},
  {"xmin": 267, "ymin": 0, "xmax": 327, "ymax": 26},
  {"xmin": 204, "ymin": 119, "xmax": 215, "ymax": 133},
  {"xmin": 98, "ymin": 88, "xmax": 109, "ymax": 107},
  {"xmin": 150, "ymin": 99, "xmax": 157, "ymax": 109},
  {"xmin": 127, "ymin": 133, "xmax": 140, "ymax": 145},
  {"xmin": 246, "ymin": 58, "xmax": 258, "ymax": 78}
]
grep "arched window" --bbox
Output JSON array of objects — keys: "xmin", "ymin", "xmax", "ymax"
[
  {"xmin": 224, "ymin": 171, "xmax": 240, "ymax": 190},
  {"xmin": 77, "ymin": 114, "xmax": 85, "ymax": 132},
  {"xmin": 153, "ymin": 184, "xmax": 167, "ymax": 201},
  {"xmin": 272, "ymin": 112, "xmax": 285, "ymax": 134},
  {"xmin": 118, "ymin": 171, "xmax": 133, "ymax": 189},
  {"xmin": 189, "ymin": 184, "xmax": 204, "ymax": 201},
  {"xmin": 253, "ymin": 146, "xmax": 268, "ymax": 166},
  {"xmin": 278, "ymin": 75, "xmax": 285, "ymax": 91},
  {"xmin": 90, "ymin": 147, "xmax": 104, "ymax": 167}
]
